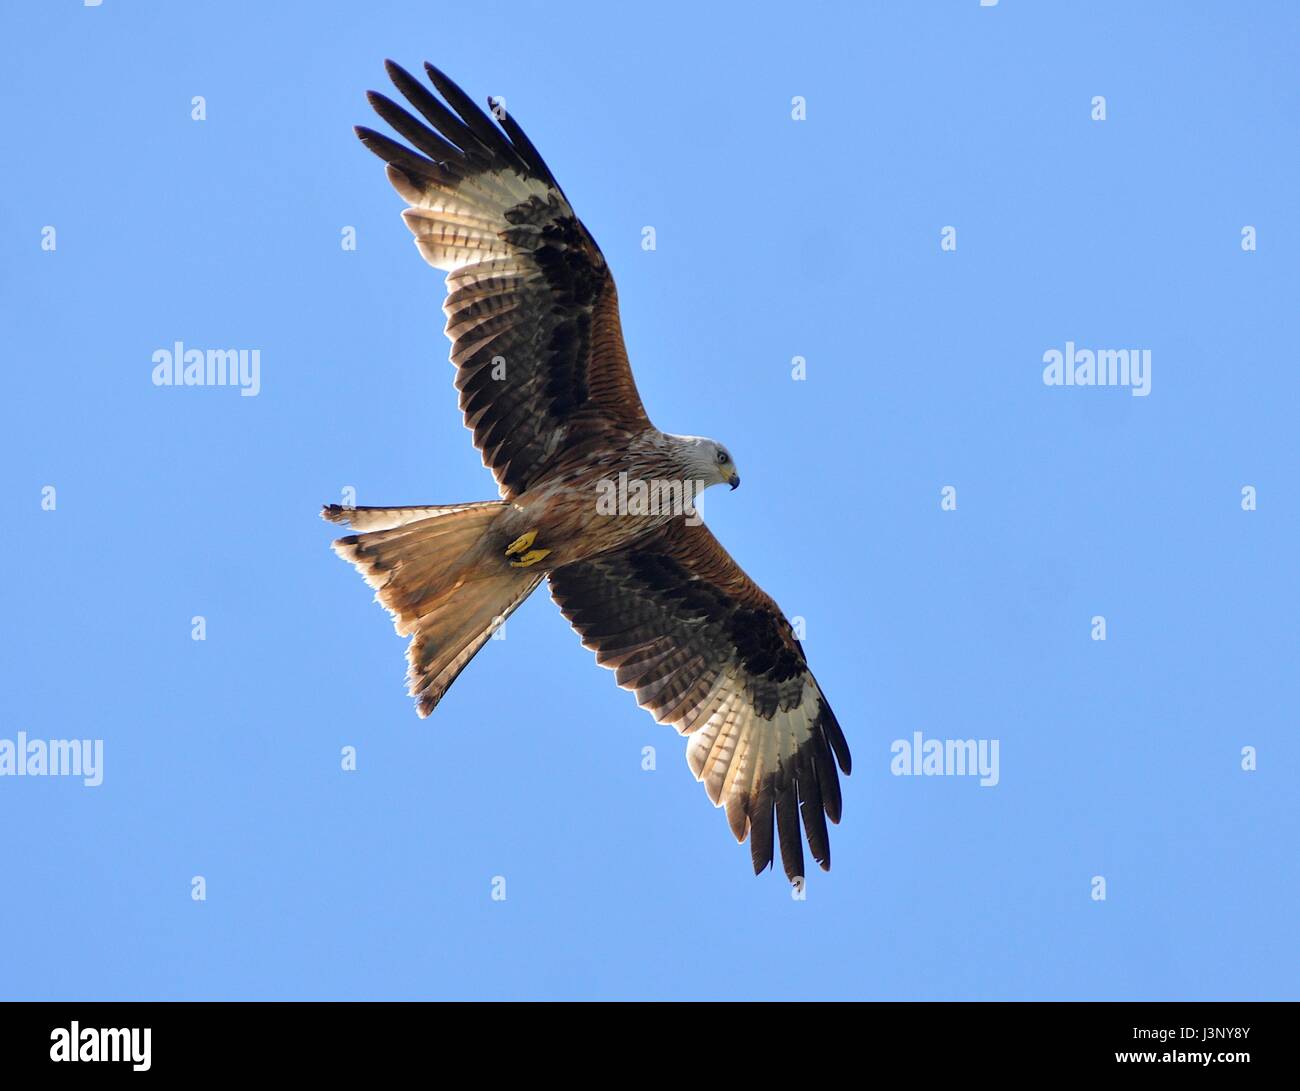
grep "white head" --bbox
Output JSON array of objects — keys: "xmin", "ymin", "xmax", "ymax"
[{"xmin": 669, "ymin": 434, "xmax": 740, "ymax": 491}]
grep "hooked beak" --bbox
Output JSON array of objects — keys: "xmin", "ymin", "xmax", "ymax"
[{"xmin": 728, "ymin": 472, "xmax": 740, "ymax": 490}]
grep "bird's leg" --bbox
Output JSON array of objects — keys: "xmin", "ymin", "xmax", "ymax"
[
  {"xmin": 504, "ymin": 529, "xmax": 537, "ymax": 557},
  {"xmin": 510, "ymin": 549, "xmax": 551, "ymax": 568}
]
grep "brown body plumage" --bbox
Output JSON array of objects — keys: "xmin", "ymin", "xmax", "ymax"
[{"xmin": 325, "ymin": 62, "xmax": 851, "ymax": 881}]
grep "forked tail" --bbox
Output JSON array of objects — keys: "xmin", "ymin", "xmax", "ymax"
[{"xmin": 322, "ymin": 502, "xmax": 542, "ymax": 716}]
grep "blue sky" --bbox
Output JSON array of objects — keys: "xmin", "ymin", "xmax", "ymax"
[{"xmin": 1, "ymin": 1, "xmax": 1296, "ymax": 1000}]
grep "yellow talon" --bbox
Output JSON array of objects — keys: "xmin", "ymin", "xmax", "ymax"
[
  {"xmin": 510, "ymin": 548, "xmax": 551, "ymax": 568},
  {"xmin": 504, "ymin": 530, "xmax": 537, "ymax": 557}
]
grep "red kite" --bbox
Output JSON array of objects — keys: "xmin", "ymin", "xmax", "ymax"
[{"xmin": 324, "ymin": 62, "xmax": 851, "ymax": 880}]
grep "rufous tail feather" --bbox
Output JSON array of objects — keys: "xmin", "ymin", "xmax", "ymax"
[{"xmin": 324, "ymin": 502, "xmax": 542, "ymax": 716}]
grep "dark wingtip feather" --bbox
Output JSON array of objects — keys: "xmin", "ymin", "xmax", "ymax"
[
  {"xmin": 422, "ymin": 61, "xmax": 480, "ymax": 118},
  {"xmin": 387, "ymin": 63, "xmax": 481, "ymax": 155},
  {"xmin": 814, "ymin": 733, "xmax": 843, "ymax": 824},
  {"xmin": 364, "ymin": 61, "xmax": 564, "ymax": 194},
  {"xmin": 367, "ymin": 89, "xmax": 468, "ymax": 167},
  {"xmin": 798, "ymin": 749, "xmax": 832, "ymax": 872},
  {"xmin": 819, "ymin": 699, "xmax": 852, "ymax": 775},
  {"xmin": 354, "ymin": 125, "xmax": 447, "ymax": 183},
  {"xmin": 494, "ymin": 106, "xmax": 563, "ymax": 193},
  {"xmin": 749, "ymin": 789, "xmax": 775, "ymax": 876},
  {"xmin": 421, "ymin": 61, "xmax": 526, "ymax": 169},
  {"xmin": 774, "ymin": 773, "xmax": 805, "ymax": 883}
]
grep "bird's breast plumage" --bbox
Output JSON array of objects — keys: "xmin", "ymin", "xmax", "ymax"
[{"xmin": 500, "ymin": 433, "xmax": 699, "ymax": 567}]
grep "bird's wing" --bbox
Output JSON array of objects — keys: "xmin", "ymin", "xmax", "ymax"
[
  {"xmin": 547, "ymin": 518, "xmax": 852, "ymax": 881},
  {"xmin": 357, "ymin": 61, "xmax": 650, "ymax": 499}
]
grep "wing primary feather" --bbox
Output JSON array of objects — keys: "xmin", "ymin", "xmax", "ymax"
[
  {"xmin": 354, "ymin": 125, "xmax": 449, "ymax": 184},
  {"xmin": 383, "ymin": 60, "xmax": 490, "ymax": 166},
  {"xmin": 493, "ymin": 106, "xmax": 564, "ymax": 194},
  {"xmin": 366, "ymin": 90, "xmax": 470, "ymax": 169},
  {"xmin": 814, "ymin": 727, "xmax": 843, "ymax": 824},
  {"xmin": 819, "ymin": 698, "xmax": 852, "ymax": 774},
  {"xmin": 774, "ymin": 772, "xmax": 805, "ymax": 883},
  {"xmin": 798, "ymin": 745, "xmax": 832, "ymax": 871},
  {"xmin": 749, "ymin": 785, "xmax": 775, "ymax": 875},
  {"xmin": 422, "ymin": 61, "xmax": 530, "ymax": 171}
]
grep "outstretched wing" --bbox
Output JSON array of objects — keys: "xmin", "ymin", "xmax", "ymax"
[
  {"xmin": 547, "ymin": 519, "xmax": 852, "ymax": 881},
  {"xmin": 357, "ymin": 61, "xmax": 650, "ymax": 499}
]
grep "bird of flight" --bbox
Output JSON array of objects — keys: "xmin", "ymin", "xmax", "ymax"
[{"xmin": 325, "ymin": 61, "xmax": 851, "ymax": 880}]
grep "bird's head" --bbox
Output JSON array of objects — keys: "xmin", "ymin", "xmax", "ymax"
[{"xmin": 674, "ymin": 435, "xmax": 740, "ymax": 492}]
